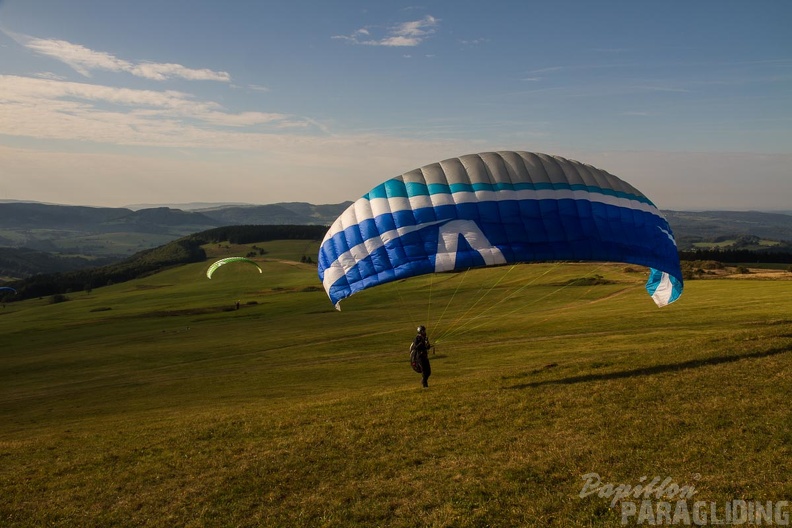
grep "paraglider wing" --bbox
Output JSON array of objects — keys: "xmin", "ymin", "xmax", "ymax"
[
  {"xmin": 206, "ymin": 257, "xmax": 263, "ymax": 279},
  {"xmin": 0, "ymin": 287, "xmax": 17, "ymax": 294},
  {"xmin": 317, "ymin": 151, "xmax": 683, "ymax": 310}
]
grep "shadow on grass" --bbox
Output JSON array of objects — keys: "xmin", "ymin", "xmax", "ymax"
[{"xmin": 506, "ymin": 344, "xmax": 792, "ymax": 390}]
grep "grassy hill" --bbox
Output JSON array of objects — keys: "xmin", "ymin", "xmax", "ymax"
[{"xmin": 1, "ymin": 244, "xmax": 791, "ymax": 526}]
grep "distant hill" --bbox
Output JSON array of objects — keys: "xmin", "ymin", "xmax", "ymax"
[
  {"xmin": 664, "ymin": 210, "xmax": 792, "ymax": 244},
  {"xmin": 0, "ymin": 202, "xmax": 217, "ymax": 236},
  {"xmin": 0, "ymin": 202, "xmax": 132, "ymax": 229},
  {"xmin": 0, "ymin": 201, "xmax": 349, "ymax": 233},
  {"xmin": 124, "ymin": 201, "xmax": 252, "ymax": 211},
  {"xmin": 194, "ymin": 202, "xmax": 353, "ymax": 226},
  {"xmin": 196, "ymin": 204, "xmax": 304, "ymax": 225}
]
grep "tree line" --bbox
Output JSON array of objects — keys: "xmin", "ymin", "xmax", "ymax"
[{"xmin": 678, "ymin": 248, "xmax": 792, "ymax": 264}]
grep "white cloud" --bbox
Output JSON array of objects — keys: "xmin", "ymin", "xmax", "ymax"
[
  {"xmin": 129, "ymin": 62, "xmax": 230, "ymax": 82},
  {"xmin": 195, "ymin": 110, "xmax": 294, "ymax": 128},
  {"xmin": 377, "ymin": 35, "xmax": 422, "ymax": 47},
  {"xmin": 394, "ymin": 16, "xmax": 438, "ymax": 38},
  {"xmin": 16, "ymin": 34, "xmax": 230, "ymax": 82},
  {"xmin": 34, "ymin": 71, "xmax": 68, "ymax": 81},
  {"xmin": 24, "ymin": 37, "xmax": 129, "ymax": 76},
  {"xmin": 333, "ymin": 15, "xmax": 438, "ymax": 47},
  {"xmin": 0, "ymin": 75, "xmax": 304, "ymax": 147}
]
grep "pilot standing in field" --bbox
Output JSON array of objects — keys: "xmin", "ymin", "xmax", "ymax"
[{"xmin": 412, "ymin": 325, "xmax": 433, "ymax": 388}]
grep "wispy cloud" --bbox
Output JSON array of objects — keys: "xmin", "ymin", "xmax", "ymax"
[
  {"xmin": 526, "ymin": 66, "xmax": 566, "ymax": 75},
  {"xmin": 332, "ymin": 15, "xmax": 438, "ymax": 47},
  {"xmin": 632, "ymin": 84, "xmax": 690, "ymax": 93},
  {"xmin": 34, "ymin": 71, "xmax": 68, "ymax": 81},
  {"xmin": 459, "ymin": 38, "xmax": 489, "ymax": 47},
  {"xmin": 0, "ymin": 75, "xmax": 308, "ymax": 148},
  {"xmin": 12, "ymin": 32, "xmax": 230, "ymax": 82}
]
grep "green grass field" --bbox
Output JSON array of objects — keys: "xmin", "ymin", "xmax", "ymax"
[{"xmin": 1, "ymin": 242, "xmax": 791, "ymax": 527}]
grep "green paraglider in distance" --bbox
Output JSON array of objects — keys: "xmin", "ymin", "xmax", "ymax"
[{"xmin": 206, "ymin": 257, "xmax": 262, "ymax": 279}]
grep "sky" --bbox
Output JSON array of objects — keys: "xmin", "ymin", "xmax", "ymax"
[{"xmin": 0, "ymin": 0, "xmax": 790, "ymax": 211}]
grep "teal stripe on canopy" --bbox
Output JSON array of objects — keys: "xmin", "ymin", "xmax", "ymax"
[{"xmin": 366, "ymin": 180, "xmax": 654, "ymax": 205}]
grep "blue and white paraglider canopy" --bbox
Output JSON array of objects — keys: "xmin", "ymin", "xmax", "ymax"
[{"xmin": 318, "ymin": 151, "xmax": 683, "ymax": 310}]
